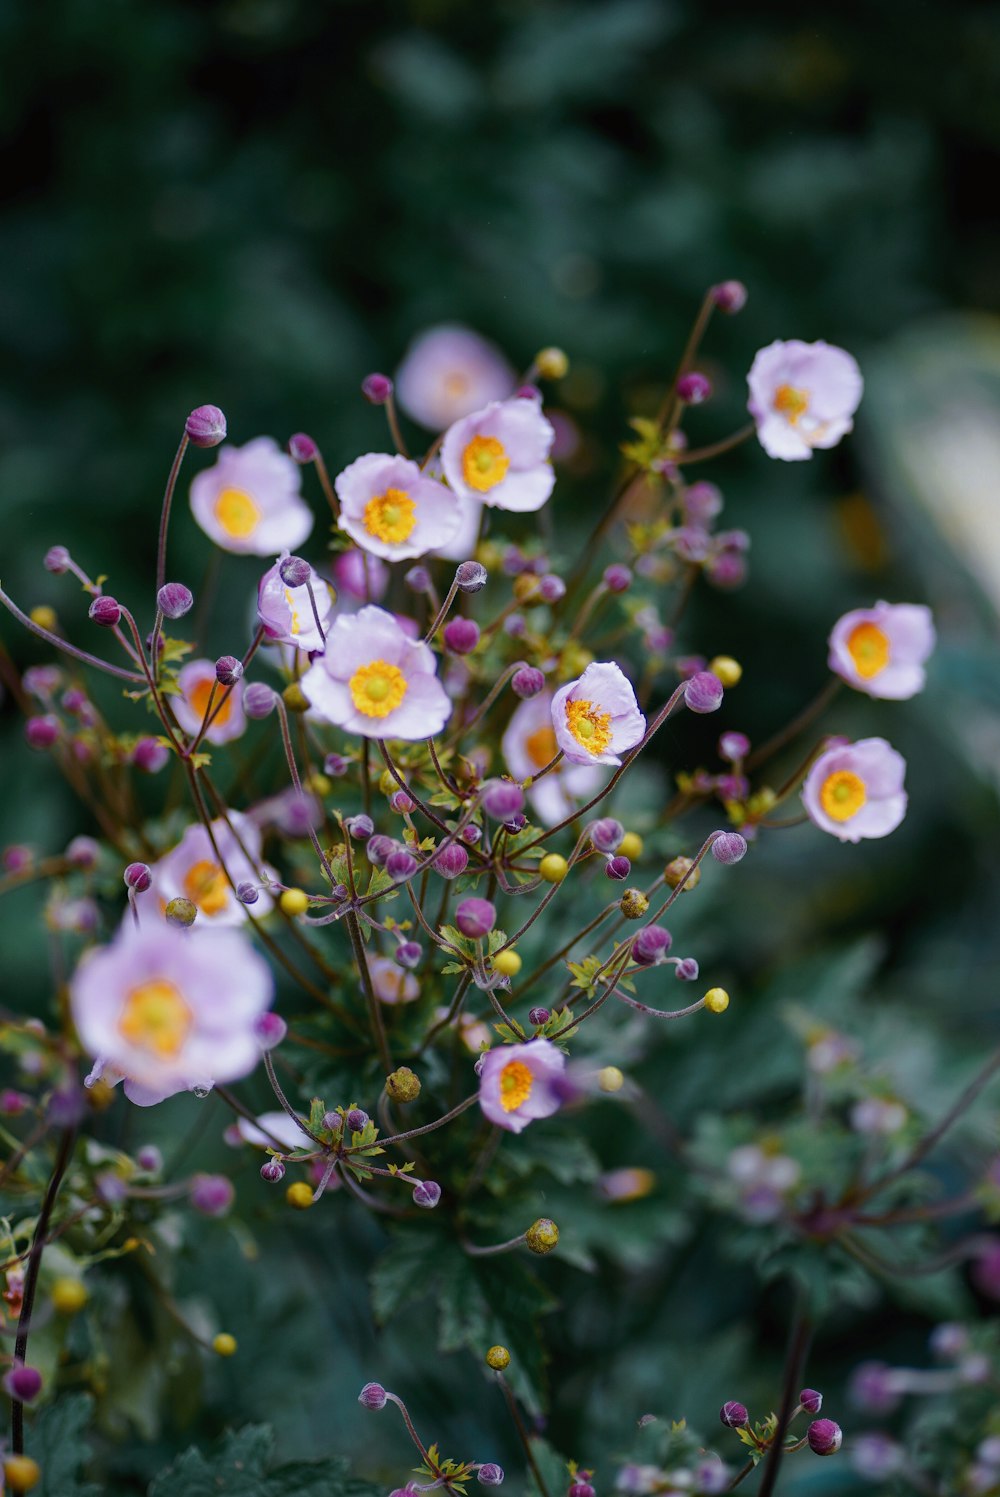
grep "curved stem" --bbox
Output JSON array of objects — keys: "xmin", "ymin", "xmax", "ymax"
[
  {"xmin": 0, "ymin": 586, "xmax": 146, "ymax": 683},
  {"xmin": 155, "ymin": 432, "xmax": 190, "ymax": 593}
]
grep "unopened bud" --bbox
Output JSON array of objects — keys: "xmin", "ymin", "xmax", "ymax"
[
  {"xmin": 684, "ymin": 671, "xmax": 724, "ymax": 714},
  {"xmin": 254, "ymin": 1012, "xmax": 288, "ymax": 1049},
  {"xmin": 215, "ymin": 655, "xmax": 243, "ymax": 686},
  {"xmin": 359, "ymin": 1381, "xmax": 388, "ymax": 1409},
  {"xmin": 124, "ymin": 861, "xmax": 152, "ymax": 893},
  {"xmin": 710, "ymin": 280, "xmax": 748, "ymax": 314},
  {"xmin": 244, "ymin": 683, "xmax": 277, "ymax": 719},
  {"xmin": 664, "ymin": 856, "xmax": 700, "ymax": 891},
  {"xmin": 511, "ymin": 665, "xmax": 545, "ymax": 698},
  {"xmin": 443, "ymin": 617, "xmax": 480, "ymax": 654},
  {"xmin": 605, "ymin": 855, "xmax": 630, "ymax": 881},
  {"xmin": 156, "ymin": 582, "xmax": 193, "ymax": 619},
  {"xmin": 88, "ymin": 595, "xmax": 121, "ymax": 629},
  {"xmin": 525, "ymin": 1217, "xmax": 559, "ymax": 1254},
  {"xmin": 712, "ymin": 832, "xmax": 748, "ymax": 865},
  {"xmin": 362, "ymin": 373, "xmax": 393, "ymax": 405},
  {"xmin": 807, "ymin": 1419, "xmax": 842, "ymax": 1457},
  {"xmin": 185, "ymin": 404, "xmax": 227, "ymax": 447},
  {"xmin": 386, "ymin": 1066, "xmax": 421, "ymax": 1103},
  {"xmin": 44, "ymin": 545, "xmax": 71, "ymax": 574},
  {"xmin": 413, "ymin": 1180, "xmax": 442, "ymax": 1209},
  {"xmin": 261, "ymin": 1159, "xmax": 285, "ymax": 1183},
  {"xmin": 720, "ymin": 1401, "xmax": 748, "ymax": 1428},
  {"xmin": 620, "ymin": 889, "xmax": 648, "ymax": 919},
  {"xmin": 279, "ymin": 555, "xmax": 312, "ymax": 588},
  {"xmin": 478, "ymin": 1464, "xmax": 505, "ymax": 1487},
  {"xmin": 288, "ymin": 432, "xmax": 318, "ymax": 464},
  {"xmin": 528, "ymin": 1007, "xmax": 550, "ymax": 1027},
  {"xmin": 455, "ymin": 560, "xmax": 488, "ymax": 594},
  {"xmin": 165, "ymin": 897, "xmax": 197, "ymax": 928},
  {"xmin": 482, "ymin": 779, "xmax": 524, "ymax": 821}
]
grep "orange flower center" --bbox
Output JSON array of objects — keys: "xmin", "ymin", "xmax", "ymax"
[
  {"xmin": 773, "ymin": 384, "xmax": 810, "ymax": 424},
  {"xmin": 565, "ymin": 698, "xmax": 612, "ymax": 756},
  {"xmin": 819, "ymin": 769, "xmax": 867, "ymax": 822},
  {"xmin": 499, "ymin": 1059, "xmax": 534, "ymax": 1112},
  {"xmin": 214, "ymin": 487, "xmax": 261, "ymax": 538},
  {"xmin": 182, "ymin": 859, "xmax": 231, "ymax": 916},
  {"xmin": 462, "ymin": 435, "xmax": 509, "ymax": 493},
  {"xmin": 525, "ymin": 724, "xmax": 558, "ymax": 771},
  {"xmin": 364, "ymin": 488, "xmax": 417, "ymax": 544},
  {"xmin": 444, "ymin": 372, "xmax": 470, "ymax": 398},
  {"xmin": 187, "ymin": 676, "xmax": 235, "ymax": 727},
  {"xmin": 846, "ymin": 621, "xmax": 890, "ymax": 679},
  {"xmin": 118, "ymin": 978, "xmax": 192, "ymax": 1058},
  {"xmin": 348, "ymin": 659, "xmax": 408, "ymax": 719}
]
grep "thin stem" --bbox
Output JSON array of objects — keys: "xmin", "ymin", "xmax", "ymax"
[
  {"xmin": 313, "ymin": 453, "xmax": 339, "ymax": 517},
  {"xmin": 384, "ymin": 393, "xmax": 410, "ymax": 460},
  {"xmin": 155, "ymin": 432, "xmax": 190, "ymax": 593},
  {"xmin": 747, "ymin": 679, "xmax": 841, "ymax": 772},
  {"xmin": 496, "ymin": 1372, "xmax": 551, "ymax": 1497},
  {"xmin": 346, "ymin": 908, "xmax": 393, "ymax": 1073},
  {"xmin": 675, "ymin": 422, "xmax": 755, "ymax": 466},
  {"xmin": 262, "ymin": 1051, "xmax": 326, "ymax": 1147},
  {"xmin": 347, "ymin": 1093, "xmax": 479, "ymax": 1153},
  {"xmin": 0, "ymin": 586, "xmax": 146, "ymax": 683},
  {"xmin": 756, "ymin": 1295, "xmax": 812, "ymax": 1497}
]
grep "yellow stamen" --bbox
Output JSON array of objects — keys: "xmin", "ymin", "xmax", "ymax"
[
  {"xmin": 349, "ymin": 659, "xmax": 408, "ymax": 719},
  {"xmin": 499, "ymin": 1059, "xmax": 534, "ymax": 1112},
  {"xmin": 819, "ymin": 769, "xmax": 867, "ymax": 822},
  {"xmin": 462, "ymin": 435, "xmax": 509, "ymax": 493},
  {"xmin": 187, "ymin": 676, "xmax": 234, "ymax": 727},
  {"xmin": 444, "ymin": 372, "xmax": 470, "ymax": 398},
  {"xmin": 214, "ymin": 487, "xmax": 261, "ymax": 538},
  {"xmin": 846, "ymin": 621, "xmax": 890, "ymax": 679},
  {"xmin": 283, "ymin": 587, "xmax": 301, "ymax": 637},
  {"xmin": 118, "ymin": 978, "xmax": 192, "ymax": 1058},
  {"xmin": 773, "ymin": 384, "xmax": 810, "ymax": 424},
  {"xmin": 565, "ymin": 698, "xmax": 612, "ymax": 756},
  {"xmin": 364, "ymin": 488, "xmax": 417, "ymax": 544},
  {"xmin": 183, "ymin": 859, "xmax": 230, "ymax": 916},
  {"xmin": 525, "ymin": 724, "xmax": 558, "ymax": 770}
]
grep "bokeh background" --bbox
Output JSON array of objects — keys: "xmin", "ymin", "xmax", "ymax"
[{"xmin": 3, "ymin": 0, "xmax": 1000, "ymax": 1490}]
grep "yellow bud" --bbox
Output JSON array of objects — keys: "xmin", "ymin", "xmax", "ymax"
[
  {"xmin": 3, "ymin": 1454, "xmax": 41, "ymax": 1493},
  {"xmin": 386, "ymin": 1066, "xmax": 422, "ymax": 1103},
  {"xmin": 559, "ymin": 642, "xmax": 593, "ymax": 680},
  {"xmin": 512, "ymin": 573, "xmax": 541, "ymax": 603},
  {"xmin": 492, "ymin": 949, "xmax": 522, "ymax": 977},
  {"xmin": 212, "ymin": 1332, "xmax": 238, "ymax": 1357},
  {"xmin": 281, "ymin": 682, "xmax": 310, "ymax": 714},
  {"xmin": 51, "ymin": 1277, "xmax": 88, "ymax": 1314},
  {"xmin": 280, "ymin": 888, "xmax": 309, "ymax": 917},
  {"xmin": 286, "ymin": 1181, "xmax": 314, "ymax": 1210},
  {"xmin": 598, "ymin": 1065, "xmax": 624, "ymax": 1093},
  {"xmin": 525, "ymin": 1217, "xmax": 559, "ymax": 1254},
  {"xmin": 86, "ymin": 1078, "xmax": 117, "ymax": 1111},
  {"xmin": 486, "ymin": 1344, "xmax": 511, "ymax": 1370},
  {"xmin": 704, "ymin": 987, "xmax": 730, "ymax": 1014},
  {"xmin": 664, "ymin": 856, "xmax": 700, "ymax": 891},
  {"xmin": 709, "ymin": 656, "xmax": 742, "ymax": 688},
  {"xmin": 379, "ymin": 768, "xmax": 398, "ymax": 796},
  {"xmin": 536, "ymin": 347, "xmax": 569, "ymax": 380},
  {"xmin": 308, "ymin": 772, "xmax": 332, "ymax": 797},
  {"xmin": 29, "ymin": 606, "xmax": 57, "ymax": 632},
  {"xmin": 618, "ymin": 832, "xmax": 643, "ymax": 861},
  {"xmin": 620, "ymin": 889, "xmax": 648, "ymax": 920},
  {"xmin": 539, "ymin": 854, "xmax": 568, "ymax": 884}
]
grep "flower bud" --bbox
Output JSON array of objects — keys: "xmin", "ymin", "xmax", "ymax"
[
  {"xmin": 539, "ymin": 573, "xmax": 566, "ymax": 604},
  {"xmin": 24, "ymin": 715, "xmax": 60, "ymax": 750},
  {"xmin": 632, "ymin": 925, "xmax": 672, "ymax": 965},
  {"xmin": 456, "ymin": 897, "xmax": 496, "ymax": 938},
  {"xmin": 362, "ymin": 373, "xmax": 393, "ymax": 405},
  {"xmin": 413, "ymin": 1180, "xmax": 442, "ymax": 1209},
  {"xmin": 485, "ymin": 1345, "xmax": 510, "ymax": 1370},
  {"xmin": 136, "ymin": 1145, "xmax": 162, "ymax": 1171},
  {"xmin": 443, "ymin": 617, "xmax": 480, "ymax": 654},
  {"xmin": 567, "ymin": 1484, "xmax": 593, "ymax": 1497},
  {"xmin": 344, "ymin": 814, "xmax": 372, "ymax": 842},
  {"xmin": 286, "ymin": 1181, "xmax": 314, "ymax": 1209},
  {"xmin": 386, "ymin": 1066, "xmax": 421, "ymax": 1103},
  {"xmin": 677, "ymin": 371, "xmax": 712, "ymax": 404},
  {"xmin": 386, "ymin": 849, "xmax": 419, "ymax": 883},
  {"xmin": 2, "ymin": 1455, "xmax": 41, "ymax": 1492},
  {"xmin": 664, "ymin": 855, "xmax": 700, "ymax": 890},
  {"xmin": 482, "ymin": 779, "xmax": 524, "ymax": 820},
  {"xmin": 395, "ymin": 940, "xmax": 422, "ymax": 969},
  {"xmin": 675, "ymin": 957, "xmax": 699, "ymax": 981},
  {"xmin": 133, "ymin": 737, "xmax": 169, "ymax": 774},
  {"xmin": 156, "ymin": 581, "xmax": 194, "ymax": 619},
  {"xmin": 684, "ymin": 671, "xmax": 724, "ymax": 714},
  {"xmin": 65, "ymin": 835, "xmax": 100, "ymax": 870},
  {"xmin": 3, "ymin": 1363, "xmax": 43, "ymax": 1404},
  {"xmin": 525, "ymin": 1217, "xmax": 559, "ymax": 1254},
  {"xmin": 711, "ymin": 280, "xmax": 748, "ymax": 314},
  {"xmin": 213, "ymin": 655, "xmax": 243, "ymax": 687},
  {"xmin": 799, "ymin": 1388, "xmax": 823, "ymax": 1414},
  {"xmin": 261, "ymin": 1159, "xmax": 285, "ymax": 1183},
  {"xmin": 704, "ymin": 987, "xmax": 730, "ymax": 1014},
  {"xmin": 455, "ymin": 560, "xmax": 488, "ymax": 594},
  {"xmin": 190, "ymin": 1174, "xmax": 235, "ymax": 1217},
  {"xmin": 44, "ymin": 545, "xmax": 71, "ymax": 573},
  {"xmin": 720, "ymin": 1401, "xmax": 748, "ymax": 1428},
  {"xmin": 712, "ymin": 832, "xmax": 748, "ymax": 865},
  {"xmin": 244, "ymin": 682, "xmax": 277, "ymax": 719},
  {"xmin": 288, "ymin": 432, "xmax": 318, "ymax": 464},
  {"xmin": 165, "ymin": 897, "xmax": 197, "ymax": 928},
  {"xmin": 718, "ymin": 731, "xmax": 750, "ymax": 763},
  {"xmin": 528, "ymin": 1007, "xmax": 550, "ymax": 1027},
  {"xmin": 185, "ymin": 404, "xmax": 227, "ymax": 446},
  {"xmin": 282, "ymin": 682, "xmax": 310, "ymax": 713},
  {"xmin": 124, "ymin": 861, "xmax": 152, "ymax": 893},
  {"xmin": 807, "ymin": 1419, "xmax": 842, "ymax": 1457},
  {"xmin": 278, "ymin": 554, "xmax": 312, "ymax": 588},
  {"xmin": 598, "ymin": 1066, "xmax": 624, "ymax": 1093},
  {"xmin": 605, "ymin": 855, "xmax": 630, "ymax": 881},
  {"xmin": 536, "ymin": 347, "xmax": 569, "ymax": 379},
  {"xmin": 511, "ymin": 665, "xmax": 545, "ymax": 699},
  {"xmin": 366, "ymin": 834, "xmax": 397, "ymax": 867},
  {"xmin": 620, "ymin": 889, "xmax": 648, "ymax": 919},
  {"xmin": 434, "ymin": 842, "xmax": 469, "ymax": 879},
  {"xmin": 358, "ymin": 1381, "xmax": 388, "ymax": 1409},
  {"xmin": 478, "ymin": 1465, "xmax": 505, "ymax": 1487},
  {"xmin": 590, "ymin": 818, "xmax": 623, "ymax": 853},
  {"xmin": 346, "ymin": 1107, "xmax": 369, "ymax": 1133},
  {"xmin": 389, "ymin": 789, "xmax": 415, "ymax": 814},
  {"xmin": 539, "ymin": 853, "xmax": 568, "ymax": 884}
]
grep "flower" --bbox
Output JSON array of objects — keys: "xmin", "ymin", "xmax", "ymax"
[
  {"xmin": 442, "ymin": 397, "xmax": 555, "ymax": 513},
  {"xmin": 748, "ymin": 340, "xmax": 863, "ymax": 461},
  {"xmin": 369, "ymin": 956, "xmax": 420, "ymax": 1004},
  {"xmin": 336, "ymin": 454, "xmax": 462, "ymax": 561},
  {"xmin": 395, "ymin": 324, "xmax": 514, "ymax": 431},
  {"xmin": 433, "ymin": 489, "xmax": 486, "ymax": 562},
  {"xmin": 147, "ymin": 811, "xmax": 276, "ymax": 925},
  {"xmin": 236, "ymin": 1111, "xmax": 310, "ymax": 1151},
  {"xmin": 72, "ymin": 921, "xmax": 273, "ymax": 1106},
  {"xmin": 802, "ymin": 737, "xmax": 907, "ymax": 843},
  {"xmin": 551, "ymin": 662, "xmax": 646, "ymax": 767},
  {"xmin": 189, "ymin": 436, "xmax": 313, "ymax": 555},
  {"xmin": 502, "ymin": 692, "xmax": 604, "ymax": 825},
  {"xmin": 171, "ymin": 659, "xmax": 246, "ymax": 745},
  {"xmin": 257, "ymin": 555, "xmax": 334, "ymax": 652},
  {"xmin": 828, "ymin": 601, "xmax": 935, "ymax": 699},
  {"xmin": 300, "ymin": 605, "xmax": 451, "ymax": 740},
  {"xmin": 478, "ymin": 1039, "xmax": 566, "ymax": 1134}
]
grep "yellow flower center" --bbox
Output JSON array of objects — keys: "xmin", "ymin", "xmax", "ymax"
[
  {"xmin": 349, "ymin": 659, "xmax": 408, "ymax": 719},
  {"xmin": 462, "ymin": 435, "xmax": 509, "ymax": 493},
  {"xmin": 846, "ymin": 621, "xmax": 890, "ymax": 679},
  {"xmin": 187, "ymin": 676, "xmax": 235, "ymax": 727},
  {"xmin": 183, "ymin": 859, "xmax": 230, "ymax": 916},
  {"xmin": 364, "ymin": 488, "xmax": 418, "ymax": 544},
  {"xmin": 819, "ymin": 769, "xmax": 867, "ymax": 822},
  {"xmin": 283, "ymin": 587, "xmax": 302, "ymax": 637},
  {"xmin": 525, "ymin": 724, "xmax": 558, "ymax": 771},
  {"xmin": 565, "ymin": 698, "xmax": 612, "ymax": 756},
  {"xmin": 444, "ymin": 371, "xmax": 470, "ymax": 398},
  {"xmin": 499, "ymin": 1059, "xmax": 534, "ymax": 1112},
  {"xmin": 214, "ymin": 487, "xmax": 261, "ymax": 539},
  {"xmin": 118, "ymin": 978, "xmax": 192, "ymax": 1058},
  {"xmin": 773, "ymin": 384, "xmax": 810, "ymax": 424}
]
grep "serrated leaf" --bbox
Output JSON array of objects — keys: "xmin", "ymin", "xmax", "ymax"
[
  {"xmin": 149, "ymin": 1423, "xmax": 383, "ymax": 1497},
  {"xmin": 30, "ymin": 1394, "xmax": 101, "ymax": 1496}
]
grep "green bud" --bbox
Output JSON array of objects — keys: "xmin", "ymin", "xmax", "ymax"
[
  {"xmin": 165, "ymin": 897, "xmax": 197, "ymax": 928},
  {"xmin": 386, "ymin": 1066, "xmax": 421, "ymax": 1103},
  {"xmin": 525, "ymin": 1217, "xmax": 559, "ymax": 1255},
  {"xmin": 619, "ymin": 889, "xmax": 649, "ymax": 920},
  {"xmin": 282, "ymin": 682, "xmax": 311, "ymax": 714}
]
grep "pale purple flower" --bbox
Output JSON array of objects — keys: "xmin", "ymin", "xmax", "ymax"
[
  {"xmin": 802, "ymin": 737, "xmax": 907, "ymax": 843},
  {"xmin": 336, "ymin": 453, "xmax": 462, "ymax": 561},
  {"xmin": 502, "ymin": 692, "xmax": 603, "ymax": 825},
  {"xmin": 147, "ymin": 811, "xmax": 276, "ymax": 926},
  {"xmin": 257, "ymin": 554, "xmax": 334, "ymax": 652},
  {"xmin": 442, "ymin": 398, "xmax": 555, "ymax": 513},
  {"xmin": 332, "ymin": 548, "xmax": 390, "ymax": 602},
  {"xmin": 828, "ymin": 601, "xmax": 935, "ymax": 699},
  {"xmin": 236, "ymin": 1110, "xmax": 309, "ymax": 1151},
  {"xmin": 478, "ymin": 1039, "xmax": 566, "ymax": 1134},
  {"xmin": 395, "ymin": 324, "xmax": 514, "ymax": 431},
  {"xmin": 189, "ymin": 436, "xmax": 313, "ymax": 554},
  {"xmin": 748, "ymin": 340, "xmax": 863, "ymax": 461},
  {"xmin": 369, "ymin": 956, "xmax": 420, "ymax": 1005},
  {"xmin": 300, "ymin": 605, "xmax": 451, "ymax": 740},
  {"xmin": 171, "ymin": 659, "xmax": 246, "ymax": 745},
  {"xmin": 72, "ymin": 921, "xmax": 273, "ymax": 1106},
  {"xmin": 551, "ymin": 662, "xmax": 646, "ymax": 767}
]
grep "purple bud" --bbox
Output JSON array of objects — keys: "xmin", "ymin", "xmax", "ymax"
[
  {"xmin": 461, "ymin": 824, "xmax": 483, "ymax": 846},
  {"xmin": 711, "ymin": 280, "xmax": 748, "ymax": 314},
  {"xmin": 279, "ymin": 555, "xmax": 312, "ymax": 588},
  {"xmin": 568, "ymin": 1485, "xmax": 593, "ymax": 1497},
  {"xmin": 807, "ymin": 1419, "xmax": 842, "ymax": 1457},
  {"xmin": 346, "ymin": 1108, "xmax": 369, "ymax": 1132},
  {"xmin": 800, "ymin": 1388, "xmax": 823, "ymax": 1414},
  {"xmin": 288, "ymin": 432, "xmax": 319, "ymax": 464},
  {"xmin": 677, "ymin": 371, "xmax": 712, "ymax": 404},
  {"xmin": 185, "ymin": 404, "xmax": 227, "ymax": 446},
  {"xmin": 389, "ymin": 790, "xmax": 415, "ymax": 814},
  {"xmin": 237, "ymin": 881, "xmax": 259, "ymax": 904},
  {"xmin": 672, "ymin": 525, "xmax": 713, "ymax": 563},
  {"xmin": 44, "ymin": 545, "xmax": 71, "ymax": 574},
  {"xmin": 413, "ymin": 1179, "xmax": 442, "ymax": 1209},
  {"xmin": 528, "ymin": 1007, "xmax": 550, "ymax": 1026},
  {"xmin": 511, "ymin": 665, "xmax": 545, "ymax": 699},
  {"xmin": 253, "ymin": 1012, "xmax": 287, "ymax": 1050},
  {"xmin": 3, "ymin": 1363, "xmax": 43, "ymax": 1404},
  {"xmin": 602, "ymin": 563, "xmax": 633, "ymax": 594},
  {"xmin": 157, "ymin": 581, "xmax": 194, "ymax": 619},
  {"xmin": 362, "ymin": 373, "xmax": 393, "ymax": 405},
  {"xmin": 706, "ymin": 552, "xmax": 747, "ymax": 590},
  {"xmin": 66, "ymin": 835, "xmax": 100, "ymax": 870},
  {"xmin": 720, "ymin": 1401, "xmax": 748, "ymax": 1428},
  {"xmin": 404, "ymin": 564, "xmax": 433, "ymax": 594},
  {"xmin": 358, "ymin": 1381, "xmax": 388, "ymax": 1409},
  {"xmin": 133, "ymin": 737, "xmax": 169, "ymax": 774},
  {"xmin": 632, "ymin": 925, "xmax": 673, "ymax": 965},
  {"xmin": 261, "ymin": 1159, "xmax": 285, "ymax": 1183},
  {"xmin": 456, "ymin": 897, "xmax": 496, "ymax": 939},
  {"xmin": 2, "ymin": 846, "xmax": 32, "ymax": 873},
  {"xmin": 606, "ymin": 855, "xmax": 631, "ymax": 881},
  {"xmin": 482, "ymin": 779, "xmax": 524, "ymax": 821},
  {"xmin": 676, "ymin": 957, "xmax": 700, "ymax": 981},
  {"xmin": 590, "ymin": 818, "xmax": 623, "ymax": 853},
  {"xmin": 504, "ymin": 812, "xmax": 527, "ymax": 833},
  {"xmin": 60, "ymin": 688, "xmax": 89, "ymax": 715},
  {"xmin": 325, "ymin": 753, "xmax": 349, "ymax": 777},
  {"xmin": 137, "ymin": 1145, "xmax": 162, "ymax": 1171},
  {"xmin": 504, "ymin": 613, "xmax": 526, "ymax": 638},
  {"xmin": 455, "ymin": 560, "xmax": 488, "ymax": 594},
  {"xmin": 24, "ymin": 715, "xmax": 60, "ymax": 750},
  {"xmin": 478, "ymin": 1465, "xmax": 504, "ymax": 1488},
  {"xmin": 385, "ymin": 849, "xmax": 419, "ymax": 883},
  {"xmin": 215, "ymin": 655, "xmax": 243, "ymax": 686},
  {"xmin": 395, "ymin": 941, "xmax": 422, "ymax": 969},
  {"xmin": 434, "ymin": 842, "xmax": 469, "ymax": 879},
  {"xmin": 244, "ymin": 682, "xmax": 277, "ymax": 719},
  {"xmin": 347, "ymin": 814, "xmax": 374, "ymax": 841},
  {"xmin": 88, "ymin": 594, "xmax": 122, "ymax": 628},
  {"xmin": 718, "ymin": 731, "xmax": 750, "ymax": 763},
  {"xmin": 712, "ymin": 832, "xmax": 748, "ymax": 865},
  {"xmin": 684, "ymin": 481, "xmax": 724, "ymax": 524},
  {"xmin": 366, "ymin": 835, "xmax": 397, "ymax": 867},
  {"xmin": 190, "ymin": 1174, "xmax": 235, "ymax": 1218},
  {"xmin": 539, "ymin": 573, "xmax": 566, "ymax": 604},
  {"xmin": 1, "ymin": 1090, "xmax": 30, "ymax": 1116},
  {"xmin": 443, "ymin": 617, "xmax": 480, "ymax": 655},
  {"xmin": 124, "ymin": 861, "xmax": 152, "ymax": 893},
  {"xmin": 684, "ymin": 671, "xmax": 724, "ymax": 715}
]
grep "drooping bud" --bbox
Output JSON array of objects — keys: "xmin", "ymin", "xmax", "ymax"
[
  {"xmin": 346, "ymin": 1108, "xmax": 369, "ymax": 1133},
  {"xmin": 88, "ymin": 595, "xmax": 121, "ymax": 629},
  {"xmin": 455, "ymin": 560, "xmax": 488, "ymax": 593},
  {"xmin": 185, "ymin": 404, "xmax": 227, "ymax": 447},
  {"xmin": 44, "ymin": 545, "xmax": 71, "ymax": 573},
  {"xmin": 482, "ymin": 779, "xmax": 524, "ymax": 821},
  {"xmin": 807, "ymin": 1419, "xmax": 842, "ymax": 1457},
  {"xmin": 358, "ymin": 1381, "xmax": 388, "ymax": 1410},
  {"xmin": 133, "ymin": 737, "xmax": 169, "ymax": 774},
  {"xmin": 456, "ymin": 897, "xmax": 496, "ymax": 938},
  {"xmin": 244, "ymin": 682, "xmax": 277, "ymax": 719},
  {"xmin": 412, "ymin": 1180, "xmax": 442, "ymax": 1209},
  {"xmin": 677, "ymin": 371, "xmax": 712, "ymax": 404},
  {"xmin": 632, "ymin": 925, "xmax": 672, "ymax": 965},
  {"xmin": 800, "ymin": 1388, "xmax": 823, "ymax": 1414},
  {"xmin": 591, "ymin": 818, "xmax": 624, "ymax": 853},
  {"xmin": 261, "ymin": 1159, "xmax": 285, "ymax": 1183},
  {"xmin": 605, "ymin": 855, "xmax": 631, "ymax": 881},
  {"xmin": 346, "ymin": 814, "xmax": 374, "ymax": 841},
  {"xmin": 675, "ymin": 957, "xmax": 699, "ymax": 981},
  {"xmin": 684, "ymin": 671, "xmax": 724, "ymax": 714},
  {"xmin": 477, "ymin": 1465, "xmax": 505, "ymax": 1487},
  {"xmin": 389, "ymin": 789, "xmax": 415, "ymax": 814},
  {"xmin": 156, "ymin": 582, "xmax": 194, "ymax": 619},
  {"xmin": 237, "ymin": 881, "xmax": 259, "ymax": 905},
  {"xmin": 395, "ymin": 941, "xmax": 422, "ymax": 969},
  {"xmin": 385, "ymin": 849, "xmax": 419, "ymax": 883}
]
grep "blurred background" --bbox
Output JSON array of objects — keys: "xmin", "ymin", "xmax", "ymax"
[{"xmin": 2, "ymin": 0, "xmax": 1000, "ymax": 1490}]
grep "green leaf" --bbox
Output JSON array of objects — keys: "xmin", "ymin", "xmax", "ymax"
[
  {"xmin": 30, "ymin": 1394, "xmax": 101, "ymax": 1496},
  {"xmin": 149, "ymin": 1423, "xmax": 383, "ymax": 1497}
]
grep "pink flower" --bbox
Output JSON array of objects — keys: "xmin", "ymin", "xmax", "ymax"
[
  {"xmin": 333, "ymin": 548, "xmax": 390, "ymax": 602},
  {"xmin": 748, "ymin": 340, "xmax": 863, "ymax": 461},
  {"xmin": 148, "ymin": 811, "xmax": 275, "ymax": 925},
  {"xmin": 236, "ymin": 1111, "xmax": 308, "ymax": 1150},
  {"xmin": 189, "ymin": 437, "xmax": 313, "ymax": 554},
  {"xmin": 828, "ymin": 601, "xmax": 935, "ymax": 699},
  {"xmin": 478, "ymin": 1039, "xmax": 566, "ymax": 1134},
  {"xmin": 551, "ymin": 662, "xmax": 646, "ymax": 767},
  {"xmin": 171, "ymin": 659, "xmax": 246, "ymax": 745},
  {"xmin": 395, "ymin": 325, "xmax": 514, "ymax": 431},
  {"xmin": 502, "ymin": 692, "xmax": 603, "ymax": 825},
  {"xmin": 433, "ymin": 489, "xmax": 485, "ymax": 562},
  {"xmin": 369, "ymin": 957, "xmax": 419, "ymax": 1004},
  {"xmin": 300, "ymin": 605, "xmax": 451, "ymax": 740},
  {"xmin": 336, "ymin": 453, "xmax": 461, "ymax": 560},
  {"xmin": 257, "ymin": 556, "xmax": 334, "ymax": 652},
  {"xmin": 72, "ymin": 921, "xmax": 274, "ymax": 1106},
  {"xmin": 802, "ymin": 737, "xmax": 907, "ymax": 843},
  {"xmin": 442, "ymin": 397, "xmax": 555, "ymax": 513}
]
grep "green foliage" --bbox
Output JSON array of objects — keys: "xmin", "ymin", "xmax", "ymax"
[
  {"xmin": 149, "ymin": 1424, "xmax": 383, "ymax": 1497},
  {"xmin": 30, "ymin": 1395, "xmax": 102, "ymax": 1497}
]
